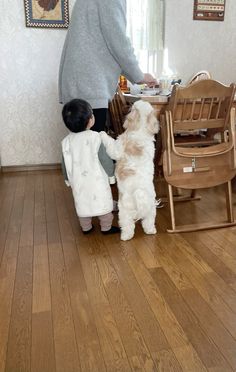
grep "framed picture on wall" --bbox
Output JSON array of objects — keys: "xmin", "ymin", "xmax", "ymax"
[
  {"xmin": 193, "ymin": 0, "xmax": 226, "ymax": 21},
  {"xmin": 24, "ymin": 0, "xmax": 69, "ymax": 28}
]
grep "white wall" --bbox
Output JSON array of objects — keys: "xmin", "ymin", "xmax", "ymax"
[
  {"xmin": 164, "ymin": 0, "xmax": 236, "ymax": 84},
  {"xmin": 1, "ymin": 0, "xmax": 236, "ymax": 166},
  {"xmin": 0, "ymin": 0, "xmax": 75, "ymax": 167}
]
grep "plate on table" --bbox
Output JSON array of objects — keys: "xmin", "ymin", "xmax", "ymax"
[
  {"xmin": 159, "ymin": 90, "xmax": 171, "ymax": 96},
  {"xmin": 139, "ymin": 88, "xmax": 160, "ymax": 96}
]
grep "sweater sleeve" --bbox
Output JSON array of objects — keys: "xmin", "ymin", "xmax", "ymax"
[
  {"xmin": 98, "ymin": 143, "xmax": 116, "ymax": 184},
  {"xmin": 62, "ymin": 137, "xmax": 73, "ymax": 186},
  {"xmin": 100, "ymin": 131, "xmax": 123, "ymax": 161},
  {"xmin": 61, "ymin": 154, "xmax": 71, "ymax": 187},
  {"xmin": 98, "ymin": 0, "xmax": 144, "ymax": 84}
]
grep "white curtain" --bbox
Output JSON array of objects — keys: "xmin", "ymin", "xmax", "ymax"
[{"xmin": 126, "ymin": 0, "xmax": 164, "ymax": 77}]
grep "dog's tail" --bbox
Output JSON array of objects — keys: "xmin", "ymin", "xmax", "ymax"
[{"xmin": 133, "ymin": 189, "xmax": 152, "ymax": 217}]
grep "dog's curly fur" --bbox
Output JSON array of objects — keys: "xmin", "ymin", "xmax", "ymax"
[{"xmin": 100, "ymin": 100, "xmax": 159, "ymax": 241}]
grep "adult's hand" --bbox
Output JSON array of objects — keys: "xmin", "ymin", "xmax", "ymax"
[{"xmin": 138, "ymin": 73, "xmax": 157, "ymax": 87}]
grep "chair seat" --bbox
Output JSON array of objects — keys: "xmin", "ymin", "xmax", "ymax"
[
  {"xmin": 175, "ymin": 141, "xmax": 232, "ymax": 157},
  {"xmin": 175, "ymin": 134, "xmax": 219, "ymax": 147}
]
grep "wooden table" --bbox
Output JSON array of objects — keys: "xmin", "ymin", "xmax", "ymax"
[
  {"xmin": 124, "ymin": 93, "xmax": 236, "ymax": 119},
  {"xmin": 124, "ymin": 93, "xmax": 169, "ymax": 119}
]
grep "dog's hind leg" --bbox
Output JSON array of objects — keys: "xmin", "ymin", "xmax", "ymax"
[
  {"xmin": 118, "ymin": 209, "xmax": 135, "ymax": 241},
  {"xmin": 141, "ymin": 206, "xmax": 157, "ymax": 235}
]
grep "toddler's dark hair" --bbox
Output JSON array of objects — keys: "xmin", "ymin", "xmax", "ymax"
[{"xmin": 62, "ymin": 99, "xmax": 93, "ymax": 133}]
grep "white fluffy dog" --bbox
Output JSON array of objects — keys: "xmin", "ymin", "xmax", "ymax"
[{"xmin": 100, "ymin": 100, "xmax": 159, "ymax": 241}]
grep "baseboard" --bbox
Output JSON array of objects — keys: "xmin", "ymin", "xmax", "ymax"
[{"xmin": 1, "ymin": 163, "xmax": 61, "ymax": 173}]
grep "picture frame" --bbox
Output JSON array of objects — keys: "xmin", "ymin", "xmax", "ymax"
[
  {"xmin": 193, "ymin": 0, "xmax": 226, "ymax": 21},
  {"xmin": 24, "ymin": 0, "xmax": 69, "ymax": 28}
]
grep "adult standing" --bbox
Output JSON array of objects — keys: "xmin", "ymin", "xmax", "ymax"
[{"xmin": 58, "ymin": 0, "xmax": 156, "ymax": 132}]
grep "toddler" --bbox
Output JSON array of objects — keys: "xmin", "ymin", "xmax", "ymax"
[{"xmin": 61, "ymin": 99, "xmax": 120, "ymax": 234}]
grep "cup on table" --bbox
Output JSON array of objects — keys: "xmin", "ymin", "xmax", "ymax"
[
  {"xmin": 159, "ymin": 77, "xmax": 172, "ymax": 95},
  {"xmin": 129, "ymin": 84, "xmax": 142, "ymax": 95}
]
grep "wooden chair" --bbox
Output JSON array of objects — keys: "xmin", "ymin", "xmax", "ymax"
[
  {"xmin": 188, "ymin": 70, "xmax": 212, "ymax": 85},
  {"xmin": 162, "ymin": 79, "xmax": 236, "ymax": 233},
  {"xmin": 108, "ymin": 86, "xmax": 131, "ymax": 138}
]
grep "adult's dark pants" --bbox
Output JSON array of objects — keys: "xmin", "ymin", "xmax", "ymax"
[{"xmin": 92, "ymin": 108, "xmax": 108, "ymax": 132}]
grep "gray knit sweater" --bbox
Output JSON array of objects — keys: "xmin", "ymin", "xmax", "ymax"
[{"xmin": 58, "ymin": 0, "xmax": 144, "ymax": 108}]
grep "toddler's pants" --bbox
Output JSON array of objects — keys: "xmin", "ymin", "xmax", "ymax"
[{"xmin": 79, "ymin": 212, "xmax": 113, "ymax": 232}]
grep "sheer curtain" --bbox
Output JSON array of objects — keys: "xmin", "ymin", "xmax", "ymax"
[{"xmin": 126, "ymin": 0, "xmax": 164, "ymax": 78}]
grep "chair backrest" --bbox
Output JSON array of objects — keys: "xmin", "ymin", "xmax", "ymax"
[
  {"xmin": 187, "ymin": 70, "xmax": 212, "ymax": 85},
  {"xmin": 163, "ymin": 79, "xmax": 236, "ymax": 189},
  {"xmin": 108, "ymin": 86, "xmax": 130, "ymax": 137},
  {"xmin": 168, "ymin": 79, "xmax": 236, "ymax": 133}
]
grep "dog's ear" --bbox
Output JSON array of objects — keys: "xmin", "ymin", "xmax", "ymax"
[
  {"xmin": 123, "ymin": 107, "xmax": 141, "ymax": 131},
  {"xmin": 146, "ymin": 110, "xmax": 159, "ymax": 134}
]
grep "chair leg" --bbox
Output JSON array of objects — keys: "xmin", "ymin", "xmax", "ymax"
[
  {"xmin": 166, "ymin": 181, "xmax": 236, "ymax": 233},
  {"xmin": 167, "ymin": 184, "xmax": 176, "ymax": 231},
  {"xmin": 225, "ymin": 181, "xmax": 234, "ymax": 222}
]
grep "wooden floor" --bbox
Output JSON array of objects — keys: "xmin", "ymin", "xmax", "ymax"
[{"xmin": 1, "ymin": 170, "xmax": 236, "ymax": 372}]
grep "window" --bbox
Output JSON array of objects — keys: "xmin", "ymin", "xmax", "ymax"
[{"xmin": 126, "ymin": 0, "xmax": 164, "ymax": 77}]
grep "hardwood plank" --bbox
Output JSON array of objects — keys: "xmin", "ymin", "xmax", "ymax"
[
  {"xmin": 33, "ymin": 175, "xmax": 52, "ymax": 313},
  {"xmin": 129, "ymin": 355, "xmax": 145, "ymax": 371},
  {"xmin": 55, "ymin": 173, "xmax": 127, "ymax": 372},
  {"xmin": 93, "ymin": 236, "xmax": 157, "ymax": 371},
  {"xmin": 19, "ymin": 175, "xmax": 35, "ymax": 247},
  {"xmin": 118, "ymin": 239, "xmax": 208, "ymax": 371},
  {"xmin": 31, "ymin": 311, "xmax": 56, "ymax": 372},
  {"xmin": 5, "ymin": 174, "xmax": 34, "ymax": 372},
  {"xmin": 156, "ymin": 211, "xmax": 236, "ymax": 331},
  {"xmin": 60, "ymin": 174, "xmax": 137, "ymax": 371},
  {"xmin": 206, "ymin": 229, "xmax": 236, "ymax": 260},
  {"xmin": 53, "ymin": 175, "xmax": 113, "ymax": 372},
  {"xmin": 102, "ymin": 236, "xmax": 170, "ymax": 353},
  {"xmin": 162, "ymin": 189, "xmax": 236, "ymax": 288},
  {"xmin": 128, "ymin": 353, "xmax": 157, "ymax": 372},
  {"xmin": 46, "ymin": 249, "xmax": 80, "ymax": 372},
  {"xmin": 182, "ymin": 288, "xmax": 236, "ymax": 370},
  {"xmin": 139, "ymin": 234, "xmax": 193, "ymax": 292},
  {"xmin": 155, "ymin": 230, "xmax": 236, "ymax": 340},
  {"xmin": 151, "ymin": 267, "xmax": 232, "ymax": 371},
  {"xmin": 203, "ymin": 271, "xmax": 236, "ymax": 313},
  {"xmin": 58, "ymin": 243, "xmax": 106, "ymax": 371},
  {"xmin": 132, "ymin": 236, "xmax": 162, "ymax": 269},
  {"xmin": 0, "ymin": 175, "xmax": 17, "ymax": 262},
  {"xmin": 91, "ymin": 302, "xmax": 132, "ymax": 372},
  {"xmin": 0, "ymin": 173, "xmax": 10, "ymax": 210},
  {"xmin": 5, "ymin": 244, "xmax": 33, "ymax": 372},
  {"xmin": 0, "ymin": 176, "xmax": 25, "ymax": 372},
  {"xmin": 184, "ymin": 232, "xmax": 236, "ymax": 285},
  {"xmin": 152, "ymin": 349, "xmax": 183, "ymax": 372},
  {"xmin": 145, "ymin": 222, "xmax": 236, "ymax": 313},
  {"xmin": 172, "ymin": 345, "xmax": 207, "ymax": 372},
  {"xmin": 44, "ymin": 174, "xmax": 81, "ymax": 372},
  {"xmin": 31, "ymin": 174, "xmax": 56, "ymax": 372},
  {"xmin": 139, "ymin": 233, "xmax": 236, "ymax": 368},
  {"xmin": 60, "ymin": 177, "xmax": 134, "ymax": 371}
]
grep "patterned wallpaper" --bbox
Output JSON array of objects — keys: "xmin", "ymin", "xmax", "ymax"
[{"xmin": 0, "ymin": 0, "xmax": 235, "ymax": 166}]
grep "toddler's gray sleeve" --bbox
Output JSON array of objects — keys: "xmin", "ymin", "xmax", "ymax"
[
  {"xmin": 98, "ymin": 143, "xmax": 116, "ymax": 184},
  {"xmin": 61, "ymin": 155, "xmax": 70, "ymax": 186}
]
